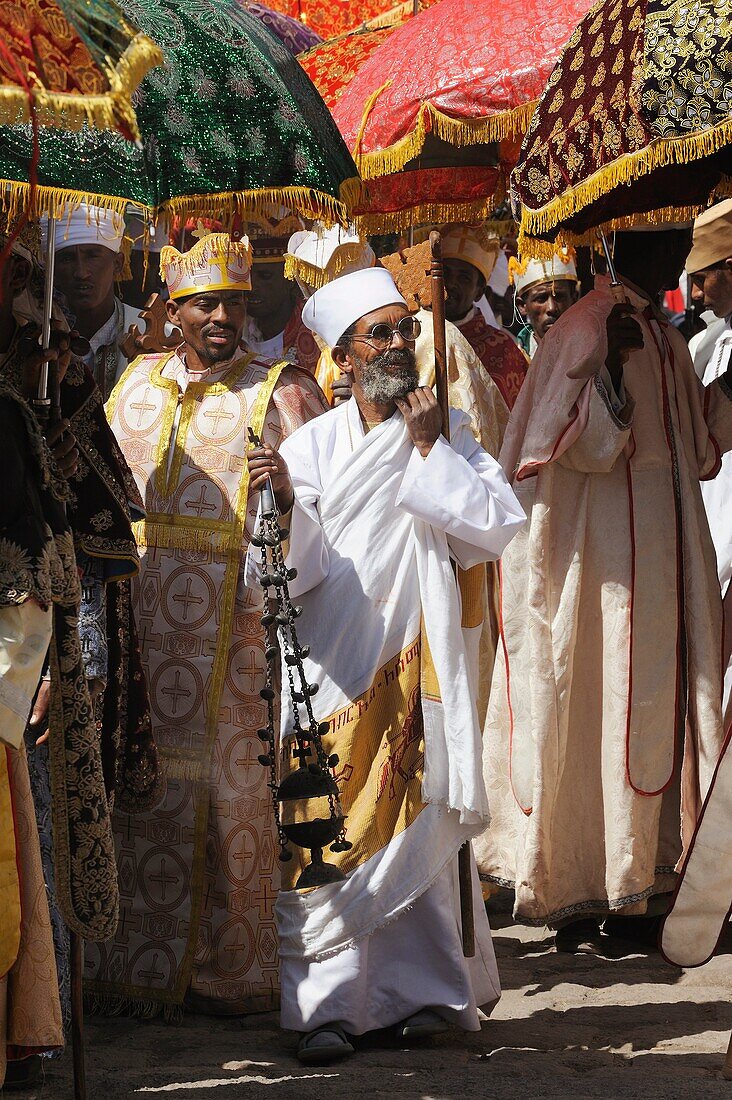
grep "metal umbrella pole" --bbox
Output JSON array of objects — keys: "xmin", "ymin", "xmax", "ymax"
[{"xmin": 35, "ymin": 214, "xmax": 55, "ymax": 410}]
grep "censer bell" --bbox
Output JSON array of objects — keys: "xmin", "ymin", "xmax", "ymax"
[{"xmin": 249, "ymin": 429, "xmax": 352, "ymax": 889}]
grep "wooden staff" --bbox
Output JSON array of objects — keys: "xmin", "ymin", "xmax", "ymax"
[
  {"xmin": 70, "ymin": 932, "xmax": 87, "ymax": 1100},
  {"xmin": 429, "ymin": 230, "xmax": 475, "ymax": 959}
]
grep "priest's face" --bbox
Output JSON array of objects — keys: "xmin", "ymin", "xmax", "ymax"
[
  {"xmin": 167, "ymin": 290, "xmax": 247, "ymax": 367},
  {"xmin": 337, "ymin": 304, "xmax": 419, "ymax": 406},
  {"xmin": 518, "ymin": 279, "xmax": 578, "ymax": 340},
  {"xmin": 54, "ymin": 244, "xmax": 122, "ymax": 316},
  {"xmin": 443, "ymin": 257, "xmax": 486, "ymax": 323}
]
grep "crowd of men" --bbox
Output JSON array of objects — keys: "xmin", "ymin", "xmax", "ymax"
[{"xmin": 1, "ymin": 195, "xmax": 732, "ymax": 1083}]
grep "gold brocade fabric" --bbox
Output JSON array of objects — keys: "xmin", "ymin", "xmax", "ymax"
[
  {"xmin": 87, "ymin": 351, "xmax": 329, "ymax": 1014},
  {"xmin": 514, "ymin": 0, "xmax": 732, "ymax": 240},
  {"xmin": 281, "ymin": 638, "xmax": 426, "ymax": 889}
]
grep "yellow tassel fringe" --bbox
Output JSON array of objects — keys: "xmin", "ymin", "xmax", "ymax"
[
  {"xmin": 354, "ymin": 194, "xmax": 506, "ymax": 236},
  {"xmin": 354, "ymin": 100, "xmax": 537, "ymax": 180},
  {"xmin": 0, "ymin": 34, "xmax": 162, "ymax": 140},
  {"xmin": 518, "ymin": 118, "xmax": 732, "ymax": 246},
  {"xmin": 0, "ymin": 179, "xmax": 365, "ymax": 238}
]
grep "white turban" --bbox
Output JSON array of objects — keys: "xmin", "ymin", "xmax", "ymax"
[
  {"xmin": 41, "ymin": 203, "xmax": 125, "ymax": 255},
  {"xmin": 302, "ymin": 267, "xmax": 407, "ymax": 349}
]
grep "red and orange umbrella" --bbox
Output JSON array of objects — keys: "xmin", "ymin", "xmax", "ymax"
[
  {"xmin": 0, "ymin": 0, "xmax": 162, "ymax": 139},
  {"xmin": 298, "ymin": 1, "xmax": 435, "ymax": 110},
  {"xmin": 267, "ymin": 0, "xmax": 401, "ymax": 39},
  {"xmin": 330, "ymin": 0, "xmax": 595, "ymax": 232}
]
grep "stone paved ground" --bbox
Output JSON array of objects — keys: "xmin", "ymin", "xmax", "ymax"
[{"xmin": 37, "ymin": 917, "xmax": 732, "ymax": 1100}]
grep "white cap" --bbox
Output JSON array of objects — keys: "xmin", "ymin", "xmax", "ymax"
[
  {"xmin": 41, "ymin": 202, "xmax": 125, "ymax": 255},
  {"xmin": 285, "ymin": 225, "xmax": 375, "ymax": 296},
  {"xmin": 302, "ymin": 267, "xmax": 407, "ymax": 349}
]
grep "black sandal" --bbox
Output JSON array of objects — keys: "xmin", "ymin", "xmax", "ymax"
[{"xmin": 297, "ymin": 1024, "xmax": 355, "ymax": 1065}]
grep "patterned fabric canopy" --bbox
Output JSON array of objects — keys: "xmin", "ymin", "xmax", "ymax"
[
  {"xmin": 266, "ymin": 0, "xmax": 401, "ymax": 39},
  {"xmin": 512, "ymin": 0, "xmax": 732, "ymax": 249},
  {"xmin": 0, "ymin": 0, "xmax": 162, "ymax": 138},
  {"xmin": 332, "ymin": 0, "xmax": 595, "ymax": 231},
  {"xmin": 0, "ymin": 0, "xmax": 360, "ymax": 230},
  {"xmin": 240, "ymin": 1, "xmax": 321, "ymax": 54},
  {"xmin": 299, "ymin": 26, "xmax": 394, "ymax": 110},
  {"xmin": 298, "ymin": 1, "xmax": 435, "ymax": 110}
]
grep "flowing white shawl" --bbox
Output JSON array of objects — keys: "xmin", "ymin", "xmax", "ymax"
[{"xmin": 273, "ymin": 407, "xmax": 523, "ymax": 960}]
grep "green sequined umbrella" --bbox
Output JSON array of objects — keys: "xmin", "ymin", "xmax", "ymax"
[{"xmin": 0, "ymin": 0, "xmax": 361, "ymax": 228}]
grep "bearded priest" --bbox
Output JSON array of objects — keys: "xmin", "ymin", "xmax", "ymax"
[
  {"xmin": 86, "ymin": 233, "xmax": 329, "ymax": 1018},
  {"xmin": 245, "ymin": 267, "xmax": 525, "ymax": 1064}
]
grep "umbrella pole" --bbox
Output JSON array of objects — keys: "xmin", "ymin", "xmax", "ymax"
[
  {"xmin": 70, "ymin": 932, "xmax": 87, "ymax": 1100},
  {"xmin": 598, "ymin": 230, "xmax": 626, "ymax": 305},
  {"xmin": 429, "ymin": 230, "xmax": 475, "ymax": 959},
  {"xmin": 34, "ymin": 215, "xmax": 56, "ymax": 422}
]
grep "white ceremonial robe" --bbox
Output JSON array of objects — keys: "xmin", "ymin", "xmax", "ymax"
[
  {"xmin": 698, "ymin": 320, "xmax": 732, "ymax": 721},
  {"xmin": 248, "ymin": 398, "xmax": 524, "ymax": 1034}
]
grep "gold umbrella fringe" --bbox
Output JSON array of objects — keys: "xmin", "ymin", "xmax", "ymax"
[
  {"xmin": 0, "ymin": 34, "xmax": 163, "ymax": 141},
  {"xmin": 353, "ymin": 94, "xmax": 537, "ymax": 179},
  {"xmin": 518, "ymin": 205, "xmax": 710, "ymax": 260},
  {"xmin": 0, "ymin": 177, "xmax": 364, "ymax": 236},
  {"xmin": 517, "ymin": 118, "xmax": 732, "ymax": 244},
  {"xmin": 353, "ymin": 195, "xmax": 508, "ymax": 235}
]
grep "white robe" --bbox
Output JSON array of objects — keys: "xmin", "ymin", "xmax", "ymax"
[
  {"xmin": 251, "ymin": 398, "xmax": 524, "ymax": 1034},
  {"xmin": 698, "ymin": 320, "xmax": 732, "ymax": 720}
]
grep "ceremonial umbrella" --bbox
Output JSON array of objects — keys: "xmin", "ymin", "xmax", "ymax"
[
  {"xmin": 265, "ymin": 0, "xmax": 403, "ymax": 39},
  {"xmin": 298, "ymin": 1, "xmax": 435, "ymax": 110},
  {"xmin": 0, "ymin": 0, "xmax": 361, "ymax": 231},
  {"xmin": 239, "ymin": 1, "xmax": 321, "ymax": 54},
  {"xmin": 331, "ymin": 0, "xmax": 595, "ymax": 232},
  {"xmin": 0, "ymin": 0, "xmax": 162, "ymax": 139},
  {"xmin": 512, "ymin": 0, "xmax": 732, "ymax": 253}
]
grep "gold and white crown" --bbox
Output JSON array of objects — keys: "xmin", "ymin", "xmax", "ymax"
[
  {"xmin": 509, "ymin": 247, "xmax": 577, "ymax": 297},
  {"xmin": 160, "ymin": 233, "xmax": 252, "ymax": 300}
]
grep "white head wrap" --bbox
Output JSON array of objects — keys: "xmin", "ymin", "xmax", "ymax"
[
  {"xmin": 41, "ymin": 203, "xmax": 125, "ymax": 255},
  {"xmin": 302, "ymin": 268, "xmax": 407, "ymax": 349}
]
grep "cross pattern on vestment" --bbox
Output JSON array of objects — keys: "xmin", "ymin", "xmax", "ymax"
[
  {"xmin": 115, "ymin": 908, "xmax": 139, "ymax": 942},
  {"xmin": 231, "ymin": 833, "xmax": 255, "ymax": 875},
  {"xmin": 236, "ymin": 650, "xmax": 260, "ymax": 694},
  {"xmin": 148, "ymin": 857, "xmax": 179, "ymax": 903},
  {"xmin": 138, "ymin": 953, "xmax": 165, "ymax": 984},
  {"xmin": 172, "ymin": 578, "xmax": 204, "ymax": 621},
  {"xmin": 234, "ymin": 742, "xmax": 258, "ymax": 771},
  {"xmin": 203, "ymin": 394, "xmax": 235, "ymax": 435},
  {"xmin": 161, "ymin": 670, "xmax": 192, "ymax": 716},
  {"xmin": 252, "ymin": 879, "xmax": 277, "ymax": 918},
  {"xmin": 139, "ymin": 622, "xmax": 162, "ymax": 655},
  {"xmin": 183, "ymin": 484, "xmax": 217, "ymax": 518},
  {"xmin": 130, "ymin": 387, "xmax": 157, "ymax": 428},
  {"xmin": 222, "ymin": 926, "xmax": 248, "ymax": 962}
]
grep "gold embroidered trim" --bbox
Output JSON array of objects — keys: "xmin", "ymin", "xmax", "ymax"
[{"xmin": 518, "ymin": 117, "xmax": 732, "ymax": 252}]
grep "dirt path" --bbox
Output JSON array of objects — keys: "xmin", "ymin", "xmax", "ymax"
[{"xmin": 37, "ymin": 917, "xmax": 732, "ymax": 1099}]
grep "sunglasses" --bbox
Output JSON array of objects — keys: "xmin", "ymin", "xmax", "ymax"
[{"xmin": 350, "ymin": 316, "xmax": 422, "ymax": 351}]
